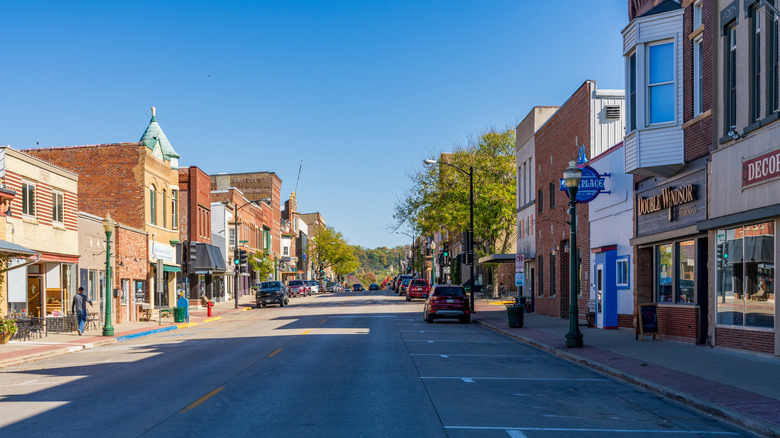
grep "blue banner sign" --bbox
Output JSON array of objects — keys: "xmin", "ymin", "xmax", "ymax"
[{"xmin": 559, "ymin": 165, "xmax": 606, "ymax": 204}]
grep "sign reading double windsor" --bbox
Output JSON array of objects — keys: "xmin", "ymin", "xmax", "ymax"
[{"xmin": 559, "ymin": 146, "xmax": 607, "ymax": 204}]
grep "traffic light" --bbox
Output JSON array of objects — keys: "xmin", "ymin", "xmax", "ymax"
[
  {"xmin": 443, "ymin": 242, "xmax": 449, "ymax": 260},
  {"xmin": 189, "ymin": 241, "xmax": 198, "ymax": 265},
  {"xmin": 239, "ymin": 249, "xmax": 248, "ymax": 273},
  {"xmin": 234, "ymin": 249, "xmax": 240, "ymax": 266}
]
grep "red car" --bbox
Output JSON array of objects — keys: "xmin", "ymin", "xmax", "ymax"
[
  {"xmin": 287, "ymin": 280, "xmax": 308, "ymax": 297},
  {"xmin": 423, "ymin": 285, "xmax": 470, "ymax": 324},
  {"xmin": 406, "ymin": 279, "xmax": 430, "ymax": 301}
]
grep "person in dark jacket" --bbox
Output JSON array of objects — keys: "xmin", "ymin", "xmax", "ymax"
[{"xmin": 71, "ymin": 286, "xmax": 93, "ymax": 335}]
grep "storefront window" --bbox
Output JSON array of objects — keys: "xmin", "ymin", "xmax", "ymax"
[
  {"xmin": 717, "ymin": 222, "xmax": 775, "ymax": 328},
  {"xmin": 677, "ymin": 240, "xmax": 695, "ymax": 303},
  {"xmin": 657, "ymin": 244, "xmax": 673, "ymax": 302}
]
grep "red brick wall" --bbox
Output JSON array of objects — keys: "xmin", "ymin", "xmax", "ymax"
[
  {"xmin": 716, "ymin": 327, "xmax": 775, "ymax": 354},
  {"xmin": 658, "ymin": 305, "xmax": 699, "ymax": 341},
  {"xmin": 179, "ymin": 166, "xmax": 212, "ymax": 244},
  {"xmin": 682, "ymin": 0, "xmax": 714, "ymax": 161},
  {"xmin": 25, "ymin": 143, "xmax": 146, "ymax": 229},
  {"xmin": 114, "ymin": 225, "xmax": 149, "ymax": 322},
  {"xmin": 618, "ymin": 313, "xmax": 634, "ymax": 329},
  {"xmin": 534, "ymin": 81, "xmax": 592, "ymax": 318}
]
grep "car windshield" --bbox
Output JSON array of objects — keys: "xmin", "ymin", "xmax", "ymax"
[
  {"xmin": 401, "ymin": 279, "xmax": 411, "ymax": 285},
  {"xmin": 288, "ymin": 280, "xmax": 303, "ymax": 286},
  {"xmin": 410, "ymin": 280, "xmax": 427, "ymax": 286},
  {"xmin": 433, "ymin": 287, "xmax": 465, "ymax": 297},
  {"xmin": 260, "ymin": 282, "xmax": 282, "ymax": 289}
]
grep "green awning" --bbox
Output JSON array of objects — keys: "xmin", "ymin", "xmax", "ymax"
[{"xmin": 163, "ymin": 265, "xmax": 181, "ymax": 273}]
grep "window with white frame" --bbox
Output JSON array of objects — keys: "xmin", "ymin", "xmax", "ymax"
[
  {"xmin": 617, "ymin": 258, "xmax": 629, "ymax": 287},
  {"xmin": 171, "ymin": 190, "xmax": 178, "ymax": 229},
  {"xmin": 770, "ymin": 2, "xmax": 779, "ymax": 115},
  {"xmin": 229, "ymin": 228, "xmax": 236, "ymax": 249},
  {"xmin": 283, "ymin": 245, "xmax": 289, "ymax": 256},
  {"xmin": 751, "ymin": 5, "xmax": 762, "ymax": 123},
  {"xmin": 21, "ymin": 181, "xmax": 35, "ymax": 216},
  {"xmin": 648, "ymin": 42, "xmax": 675, "ymax": 124},
  {"xmin": 725, "ymin": 22, "xmax": 737, "ymax": 132},
  {"xmin": 693, "ymin": 35, "xmax": 704, "ymax": 116},
  {"xmin": 162, "ymin": 189, "xmax": 167, "ymax": 228},
  {"xmin": 149, "ymin": 184, "xmax": 157, "ymax": 225},
  {"xmin": 693, "ymin": 0, "xmax": 702, "ymax": 29},
  {"xmin": 629, "ymin": 52, "xmax": 637, "ymax": 131},
  {"xmin": 52, "ymin": 191, "xmax": 64, "ymax": 224}
]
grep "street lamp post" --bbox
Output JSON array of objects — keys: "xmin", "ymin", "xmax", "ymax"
[
  {"xmin": 563, "ymin": 160, "xmax": 583, "ymax": 348},
  {"xmin": 424, "ymin": 159, "xmax": 475, "ymax": 313},
  {"xmin": 102, "ymin": 213, "xmax": 114, "ymax": 337},
  {"xmin": 396, "ymin": 231, "xmax": 415, "ymax": 275},
  {"xmin": 233, "ymin": 198, "xmax": 267, "ymax": 309}
]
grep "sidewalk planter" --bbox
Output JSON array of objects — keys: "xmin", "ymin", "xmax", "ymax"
[
  {"xmin": 1, "ymin": 318, "xmax": 17, "ymax": 344},
  {"xmin": 506, "ymin": 304, "xmax": 525, "ymax": 328}
]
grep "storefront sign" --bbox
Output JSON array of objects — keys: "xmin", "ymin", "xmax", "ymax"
[
  {"xmin": 742, "ymin": 147, "xmax": 780, "ymax": 189},
  {"xmin": 635, "ymin": 169, "xmax": 706, "ymax": 238},
  {"xmin": 637, "ymin": 184, "xmax": 697, "ymax": 219},
  {"xmin": 151, "ymin": 241, "xmax": 175, "ymax": 263}
]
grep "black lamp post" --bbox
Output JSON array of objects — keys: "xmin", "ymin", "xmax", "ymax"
[
  {"xmin": 396, "ymin": 231, "xmax": 415, "ymax": 274},
  {"xmin": 424, "ymin": 159, "xmax": 475, "ymax": 313},
  {"xmin": 563, "ymin": 160, "xmax": 583, "ymax": 348},
  {"xmin": 233, "ymin": 198, "xmax": 266, "ymax": 309}
]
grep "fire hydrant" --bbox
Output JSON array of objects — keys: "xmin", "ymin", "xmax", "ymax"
[{"xmin": 207, "ymin": 300, "xmax": 214, "ymax": 317}]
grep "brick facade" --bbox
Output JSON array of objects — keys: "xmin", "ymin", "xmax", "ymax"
[
  {"xmin": 534, "ymin": 81, "xmax": 592, "ymax": 318},
  {"xmin": 179, "ymin": 166, "xmax": 212, "ymax": 244},
  {"xmin": 114, "ymin": 224, "xmax": 149, "ymax": 322}
]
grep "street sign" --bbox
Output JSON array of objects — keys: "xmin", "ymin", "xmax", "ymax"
[
  {"xmin": 515, "ymin": 254, "xmax": 524, "ymax": 273},
  {"xmin": 515, "ymin": 272, "xmax": 524, "ymax": 286}
]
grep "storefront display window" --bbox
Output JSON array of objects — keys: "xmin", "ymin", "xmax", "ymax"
[
  {"xmin": 716, "ymin": 222, "xmax": 774, "ymax": 328},
  {"xmin": 657, "ymin": 244, "xmax": 673, "ymax": 302},
  {"xmin": 656, "ymin": 241, "xmax": 695, "ymax": 304}
]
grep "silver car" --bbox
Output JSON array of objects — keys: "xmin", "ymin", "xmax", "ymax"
[{"xmin": 306, "ymin": 280, "xmax": 320, "ymax": 294}]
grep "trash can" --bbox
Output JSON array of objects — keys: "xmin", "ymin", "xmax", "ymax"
[
  {"xmin": 174, "ymin": 306, "xmax": 187, "ymax": 323},
  {"xmin": 507, "ymin": 303, "xmax": 525, "ymax": 328}
]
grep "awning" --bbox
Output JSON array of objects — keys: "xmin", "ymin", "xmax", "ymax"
[
  {"xmin": 478, "ymin": 254, "xmax": 517, "ymax": 264},
  {"xmin": 163, "ymin": 265, "xmax": 181, "ymax": 273},
  {"xmin": 0, "ymin": 239, "xmax": 38, "ymax": 257}
]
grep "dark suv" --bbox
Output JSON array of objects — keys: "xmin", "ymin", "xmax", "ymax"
[{"xmin": 256, "ymin": 281, "xmax": 289, "ymax": 307}]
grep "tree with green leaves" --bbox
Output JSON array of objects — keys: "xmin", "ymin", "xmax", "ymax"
[
  {"xmin": 248, "ymin": 251, "xmax": 275, "ymax": 283},
  {"xmin": 394, "ymin": 127, "xmax": 517, "ymax": 258}
]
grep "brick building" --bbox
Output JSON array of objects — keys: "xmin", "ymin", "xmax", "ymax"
[
  {"xmin": 623, "ymin": 0, "xmax": 712, "ymax": 344},
  {"xmin": 211, "ymin": 187, "xmax": 269, "ymax": 299},
  {"xmin": 696, "ymin": 0, "xmax": 779, "ymax": 355},
  {"xmin": 24, "ymin": 108, "xmax": 183, "ymax": 312},
  {"xmin": 0, "ymin": 147, "xmax": 79, "ymax": 319},
  {"xmin": 179, "ymin": 166, "xmax": 226, "ymax": 302},
  {"xmin": 534, "ymin": 80, "xmax": 624, "ymax": 319}
]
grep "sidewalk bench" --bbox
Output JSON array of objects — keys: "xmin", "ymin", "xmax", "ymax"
[{"xmin": 579, "ymin": 311, "xmax": 595, "ymax": 328}]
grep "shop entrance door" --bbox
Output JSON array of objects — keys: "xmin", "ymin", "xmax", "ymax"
[
  {"xmin": 596, "ymin": 264, "xmax": 604, "ymax": 328},
  {"xmin": 27, "ymin": 277, "xmax": 42, "ymax": 317}
]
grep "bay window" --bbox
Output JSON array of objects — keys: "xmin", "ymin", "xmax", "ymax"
[{"xmin": 648, "ymin": 42, "xmax": 675, "ymax": 124}]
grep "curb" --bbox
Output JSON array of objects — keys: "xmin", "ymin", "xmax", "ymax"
[{"xmin": 473, "ymin": 318, "xmax": 780, "ymax": 438}]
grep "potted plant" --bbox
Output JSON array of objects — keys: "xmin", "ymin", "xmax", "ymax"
[{"xmin": 0, "ymin": 317, "xmax": 18, "ymax": 344}]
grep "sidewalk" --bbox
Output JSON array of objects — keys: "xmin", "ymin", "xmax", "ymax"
[
  {"xmin": 0, "ymin": 296, "xmax": 255, "ymax": 369},
  {"xmin": 472, "ymin": 299, "xmax": 780, "ymax": 438}
]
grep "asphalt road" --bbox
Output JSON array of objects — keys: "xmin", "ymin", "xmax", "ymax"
[{"xmin": 0, "ymin": 290, "xmax": 753, "ymax": 437}]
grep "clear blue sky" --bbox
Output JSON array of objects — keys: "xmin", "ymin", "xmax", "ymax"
[{"xmin": 0, "ymin": 1, "xmax": 627, "ymax": 249}]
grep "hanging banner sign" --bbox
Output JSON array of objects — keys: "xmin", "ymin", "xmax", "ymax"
[{"xmin": 558, "ymin": 145, "xmax": 607, "ymax": 204}]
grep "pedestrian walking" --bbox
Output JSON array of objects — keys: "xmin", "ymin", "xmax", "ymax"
[{"xmin": 71, "ymin": 286, "xmax": 93, "ymax": 335}]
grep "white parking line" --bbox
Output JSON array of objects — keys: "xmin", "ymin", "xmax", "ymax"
[
  {"xmin": 422, "ymin": 377, "xmax": 608, "ymax": 381},
  {"xmin": 445, "ymin": 426, "xmax": 739, "ymax": 435},
  {"xmin": 410, "ymin": 354, "xmax": 545, "ymax": 358}
]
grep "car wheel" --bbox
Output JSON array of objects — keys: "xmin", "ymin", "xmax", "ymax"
[
  {"xmin": 279, "ymin": 300, "xmax": 284, "ymax": 307},
  {"xmin": 426, "ymin": 314, "xmax": 434, "ymax": 324},
  {"xmin": 405, "ymin": 295, "xmax": 411, "ymax": 302}
]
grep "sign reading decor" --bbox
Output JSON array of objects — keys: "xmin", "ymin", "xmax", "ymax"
[{"xmin": 742, "ymin": 147, "xmax": 780, "ymax": 189}]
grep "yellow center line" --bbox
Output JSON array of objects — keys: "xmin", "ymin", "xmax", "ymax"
[
  {"xmin": 302, "ymin": 330, "xmax": 310, "ymax": 335},
  {"xmin": 320, "ymin": 319, "xmax": 327, "ymax": 324},
  {"xmin": 268, "ymin": 348, "xmax": 283, "ymax": 357},
  {"xmin": 180, "ymin": 387, "xmax": 224, "ymax": 413}
]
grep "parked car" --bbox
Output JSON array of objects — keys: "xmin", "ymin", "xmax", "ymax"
[
  {"xmin": 307, "ymin": 280, "xmax": 321, "ymax": 294},
  {"xmin": 352, "ymin": 283, "xmax": 365, "ymax": 291},
  {"xmin": 256, "ymin": 281, "xmax": 289, "ymax": 307},
  {"xmin": 368, "ymin": 283, "xmax": 379, "ymax": 290},
  {"xmin": 287, "ymin": 279, "xmax": 307, "ymax": 297},
  {"xmin": 423, "ymin": 285, "xmax": 470, "ymax": 324},
  {"xmin": 395, "ymin": 275, "xmax": 413, "ymax": 293},
  {"xmin": 406, "ymin": 279, "xmax": 430, "ymax": 301},
  {"xmin": 398, "ymin": 278, "xmax": 412, "ymax": 296}
]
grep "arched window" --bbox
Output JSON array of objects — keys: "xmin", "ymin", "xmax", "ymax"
[
  {"xmin": 150, "ymin": 184, "xmax": 157, "ymax": 225},
  {"xmin": 162, "ymin": 189, "xmax": 167, "ymax": 228}
]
